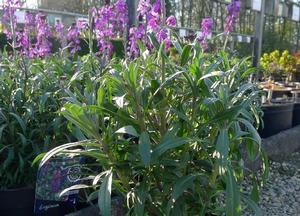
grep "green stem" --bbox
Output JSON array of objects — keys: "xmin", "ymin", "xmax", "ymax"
[
  {"xmin": 159, "ymin": 57, "xmax": 167, "ymax": 136},
  {"xmin": 135, "ymin": 94, "xmax": 146, "ymax": 131},
  {"xmin": 9, "ymin": 6, "xmax": 17, "ymax": 57},
  {"xmin": 101, "ymin": 137, "xmax": 131, "ymax": 190},
  {"xmin": 88, "ymin": 8, "xmax": 94, "ymax": 55},
  {"xmin": 223, "ymin": 34, "xmax": 229, "ymax": 51}
]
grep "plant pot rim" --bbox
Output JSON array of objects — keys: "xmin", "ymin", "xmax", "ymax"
[
  {"xmin": 0, "ymin": 186, "xmax": 34, "ymax": 192},
  {"xmin": 262, "ymin": 102, "xmax": 294, "ymax": 108}
]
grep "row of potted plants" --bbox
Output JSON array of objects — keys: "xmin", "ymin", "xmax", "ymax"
[
  {"xmin": 259, "ymin": 100, "xmax": 300, "ymax": 138},
  {"xmin": 260, "ymin": 49, "xmax": 300, "ymax": 82}
]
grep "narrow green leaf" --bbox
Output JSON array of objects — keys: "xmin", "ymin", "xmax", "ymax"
[
  {"xmin": 241, "ymin": 194, "xmax": 262, "ymax": 216},
  {"xmin": 167, "ymin": 175, "xmax": 197, "ymax": 214},
  {"xmin": 173, "ymin": 41, "xmax": 183, "ymax": 54},
  {"xmin": 0, "ymin": 124, "xmax": 7, "ymax": 140},
  {"xmin": 200, "ymin": 71, "xmax": 225, "ymax": 80},
  {"xmin": 216, "ymin": 129, "xmax": 229, "ymax": 166},
  {"xmin": 139, "ymin": 132, "xmax": 151, "ymax": 167},
  {"xmin": 225, "ymin": 170, "xmax": 241, "ymax": 216},
  {"xmin": 238, "ymin": 118, "xmax": 261, "ymax": 145},
  {"xmin": 250, "ymin": 181, "xmax": 260, "ymax": 203},
  {"xmin": 97, "ymin": 87, "xmax": 105, "ymax": 107},
  {"xmin": 60, "ymin": 184, "xmax": 92, "ymax": 197},
  {"xmin": 32, "ymin": 152, "xmax": 46, "ymax": 166},
  {"xmin": 38, "ymin": 140, "xmax": 100, "ymax": 168},
  {"xmin": 181, "ymin": 44, "xmax": 192, "ymax": 66},
  {"xmin": 9, "ymin": 113, "xmax": 26, "ymax": 135},
  {"xmin": 115, "ymin": 125, "xmax": 139, "ymax": 137},
  {"xmin": 152, "ymin": 134, "xmax": 189, "ymax": 159},
  {"xmin": 98, "ymin": 170, "xmax": 113, "ymax": 216}
]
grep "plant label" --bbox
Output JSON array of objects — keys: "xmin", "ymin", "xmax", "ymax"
[{"xmin": 34, "ymin": 156, "xmax": 84, "ymax": 215}]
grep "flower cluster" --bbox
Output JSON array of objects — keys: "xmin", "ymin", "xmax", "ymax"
[
  {"xmin": 224, "ymin": 0, "xmax": 241, "ymax": 35},
  {"xmin": 35, "ymin": 12, "xmax": 52, "ymax": 57},
  {"xmin": 55, "ymin": 21, "xmax": 65, "ymax": 48},
  {"xmin": 0, "ymin": 0, "xmax": 241, "ymax": 59},
  {"xmin": 16, "ymin": 12, "xmax": 35, "ymax": 57},
  {"xmin": 1, "ymin": 0, "xmax": 21, "ymax": 40},
  {"xmin": 128, "ymin": 24, "xmax": 146, "ymax": 58},
  {"xmin": 129, "ymin": 0, "xmax": 177, "ymax": 58},
  {"xmin": 93, "ymin": 0, "xmax": 128, "ymax": 59},
  {"xmin": 199, "ymin": 17, "xmax": 213, "ymax": 50},
  {"xmin": 67, "ymin": 22, "xmax": 83, "ymax": 55}
]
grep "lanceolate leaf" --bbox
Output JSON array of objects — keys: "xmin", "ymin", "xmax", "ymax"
[
  {"xmin": 181, "ymin": 44, "xmax": 192, "ymax": 66},
  {"xmin": 225, "ymin": 170, "xmax": 241, "ymax": 216},
  {"xmin": 97, "ymin": 87, "xmax": 105, "ymax": 107},
  {"xmin": 241, "ymin": 194, "xmax": 262, "ymax": 216},
  {"xmin": 216, "ymin": 129, "xmax": 229, "ymax": 166},
  {"xmin": 152, "ymin": 134, "xmax": 189, "ymax": 159},
  {"xmin": 238, "ymin": 118, "xmax": 261, "ymax": 145},
  {"xmin": 115, "ymin": 125, "xmax": 139, "ymax": 137},
  {"xmin": 99, "ymin": 170, "xmax": 113, "ymax": 216},
  {"xmin": 37, "ymin": 140, "xmax": 100, "ymax": 168},
  {"xmin": 167, "ymin": 175, "xmax": 197, "ymax": 214},
  {"xmin": 60, "ymin": 184, "xmax": 92, "ymax": 197},
  {"xmin": 139, "ymin": 132, "xmax": 151, "ymax": 167}
]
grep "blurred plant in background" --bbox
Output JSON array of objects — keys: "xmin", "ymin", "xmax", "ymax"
[
  {"xmin": 260, "ymin": 50, "xmax": 281, "ymax": 79},
  {"xmin": 260, "ymin": 50, "xmax": 298, "ymax": 82}
]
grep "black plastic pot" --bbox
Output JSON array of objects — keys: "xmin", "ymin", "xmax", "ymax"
[
  {"xmin": 294, "ymin": 72, "xmax": 300, "ymax": 82},
  {"xmin": 259, "ymin": 103, "xmax": 294, "ymax": 138},
  {"xmin": 293, "ymin": 102, "xmax": 300, "ymax": 127},
  {"xmin": 0, "ymin": 187, "xmax": 35, "ymax": 216}
]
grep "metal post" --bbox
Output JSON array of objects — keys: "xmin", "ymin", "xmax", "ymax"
[
  {"xmin": 253, "ymin": 0, "xmax": 266, "ymax": 67},
  {"xmin": 161, "ymin": 0, "xmax": 166, "ymax": 25},
  {"xmin": 127, "ymin": 0, "xmax": 137, "ymax": 28}
]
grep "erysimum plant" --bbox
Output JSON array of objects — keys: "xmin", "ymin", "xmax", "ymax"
[
  {"xmin": 39, "ymin": 35, "xmax": 267, "ymax": 215},
  {"xmin": 0, "ymin": 51, "xmax": 75, "ymax": 189}
]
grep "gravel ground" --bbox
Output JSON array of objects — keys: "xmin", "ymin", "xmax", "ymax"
[{"xmin": 245, "ymin": 152, "xmax": 300, "ymax": 216}]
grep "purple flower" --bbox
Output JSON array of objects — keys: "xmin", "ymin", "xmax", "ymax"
[
  {"xmin": 55, "ymin": 21, "xmax": 65, "ymax": 47},
  {"xmin": 67, "ymin": 22, "xmax": 82, "ymax": 54},
  {"xmin": 225, "ymin": 0, "xmax": 241, "ymax": 35},
  {"xmin": 16, "ymin": 12, "xmax": 35, "ymax": 57},
  {"xmin": 151, "ymin": 0, "xmax": 161, "ymax": 15},
  {"xmin": 128, "ymin": 24, "xmax": 146, "ymax": 58},
  {"xmin": 93, "ymin": 0, "xmax": 128, "ymax": 59},
  {"xmin": 201, "ymin": 18, "xmax": 213, "ymax": 36},
  {"xmin": 199, "ymin": 17, "xmax": 213, "ymax": 50},
  {"xmin": 166, "ymin": 15, "xmax": 177, "ymax": 27},
  {"xmin": 34, "ymin": 12, "xmax": 52, "ymax": 57},
  {"xmin": 1, "ymin": 0, "xmax": 22, "ymax": 41},
  {"xmin": 137, "ymin": 0, "xmax": 151, "ymax": 17},
  {"xmin": 157, "ymin": 28, "xmax": 171, "ymax": 49},
  {"xmin": 148, "ymin": 17, "xmax": 160, "ymax": 32}
]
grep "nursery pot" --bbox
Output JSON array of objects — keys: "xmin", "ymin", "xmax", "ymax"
[
  {"xmin": 259, "ymin": 102, "xmax": 294, "ymax": 138},
  {"xmin": 293, "ymin": 102, "xmax": 300, "ymax": 127},
  {"xmin": 294, "ymin": 72, "xmax": 300, "ymax": 82},
  {"xmin": 0, "ymin": 187, "xmax": 35, "ymax": 216}
]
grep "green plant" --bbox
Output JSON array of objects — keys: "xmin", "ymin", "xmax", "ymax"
[
  {"xmin": 260, "ymin": 50, "xmax": 281, "ymax": 79},
  {"xmin": 279, "ymin": 50, "xmax": 296, "ymax": 81},
  {"xmin": 39, "ymin": 38, "xmax": 267, "ymax": 215},
  {"xmin": 0, "ymin": 52, "xmax": 75, "ymax": 189}
]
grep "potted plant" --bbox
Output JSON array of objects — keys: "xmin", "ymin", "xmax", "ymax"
[
  {"xmin": 292, "ymin": 51, "xmax": 300, "ymax": 82},
  {"xmin": 279, "ymin": 50, "xmax": 296, "ymax": 84},
  {"xmin": 260, "ymin": 50, "xmax": 282, "ymax": 82},
  {"xmin": 259, "ymin": 102, "xmax": 294, "ymax": 138},
  {"xmin": 37, "ymin": 1, "xmax": 268, "ymax": 215},
  {"xmin": 0, "ymin": 52, "xmax": 74, "ymax": 216},
  {"xmin": 259, "ymin": 50, "xmax": 295, "ymax": 137}
]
